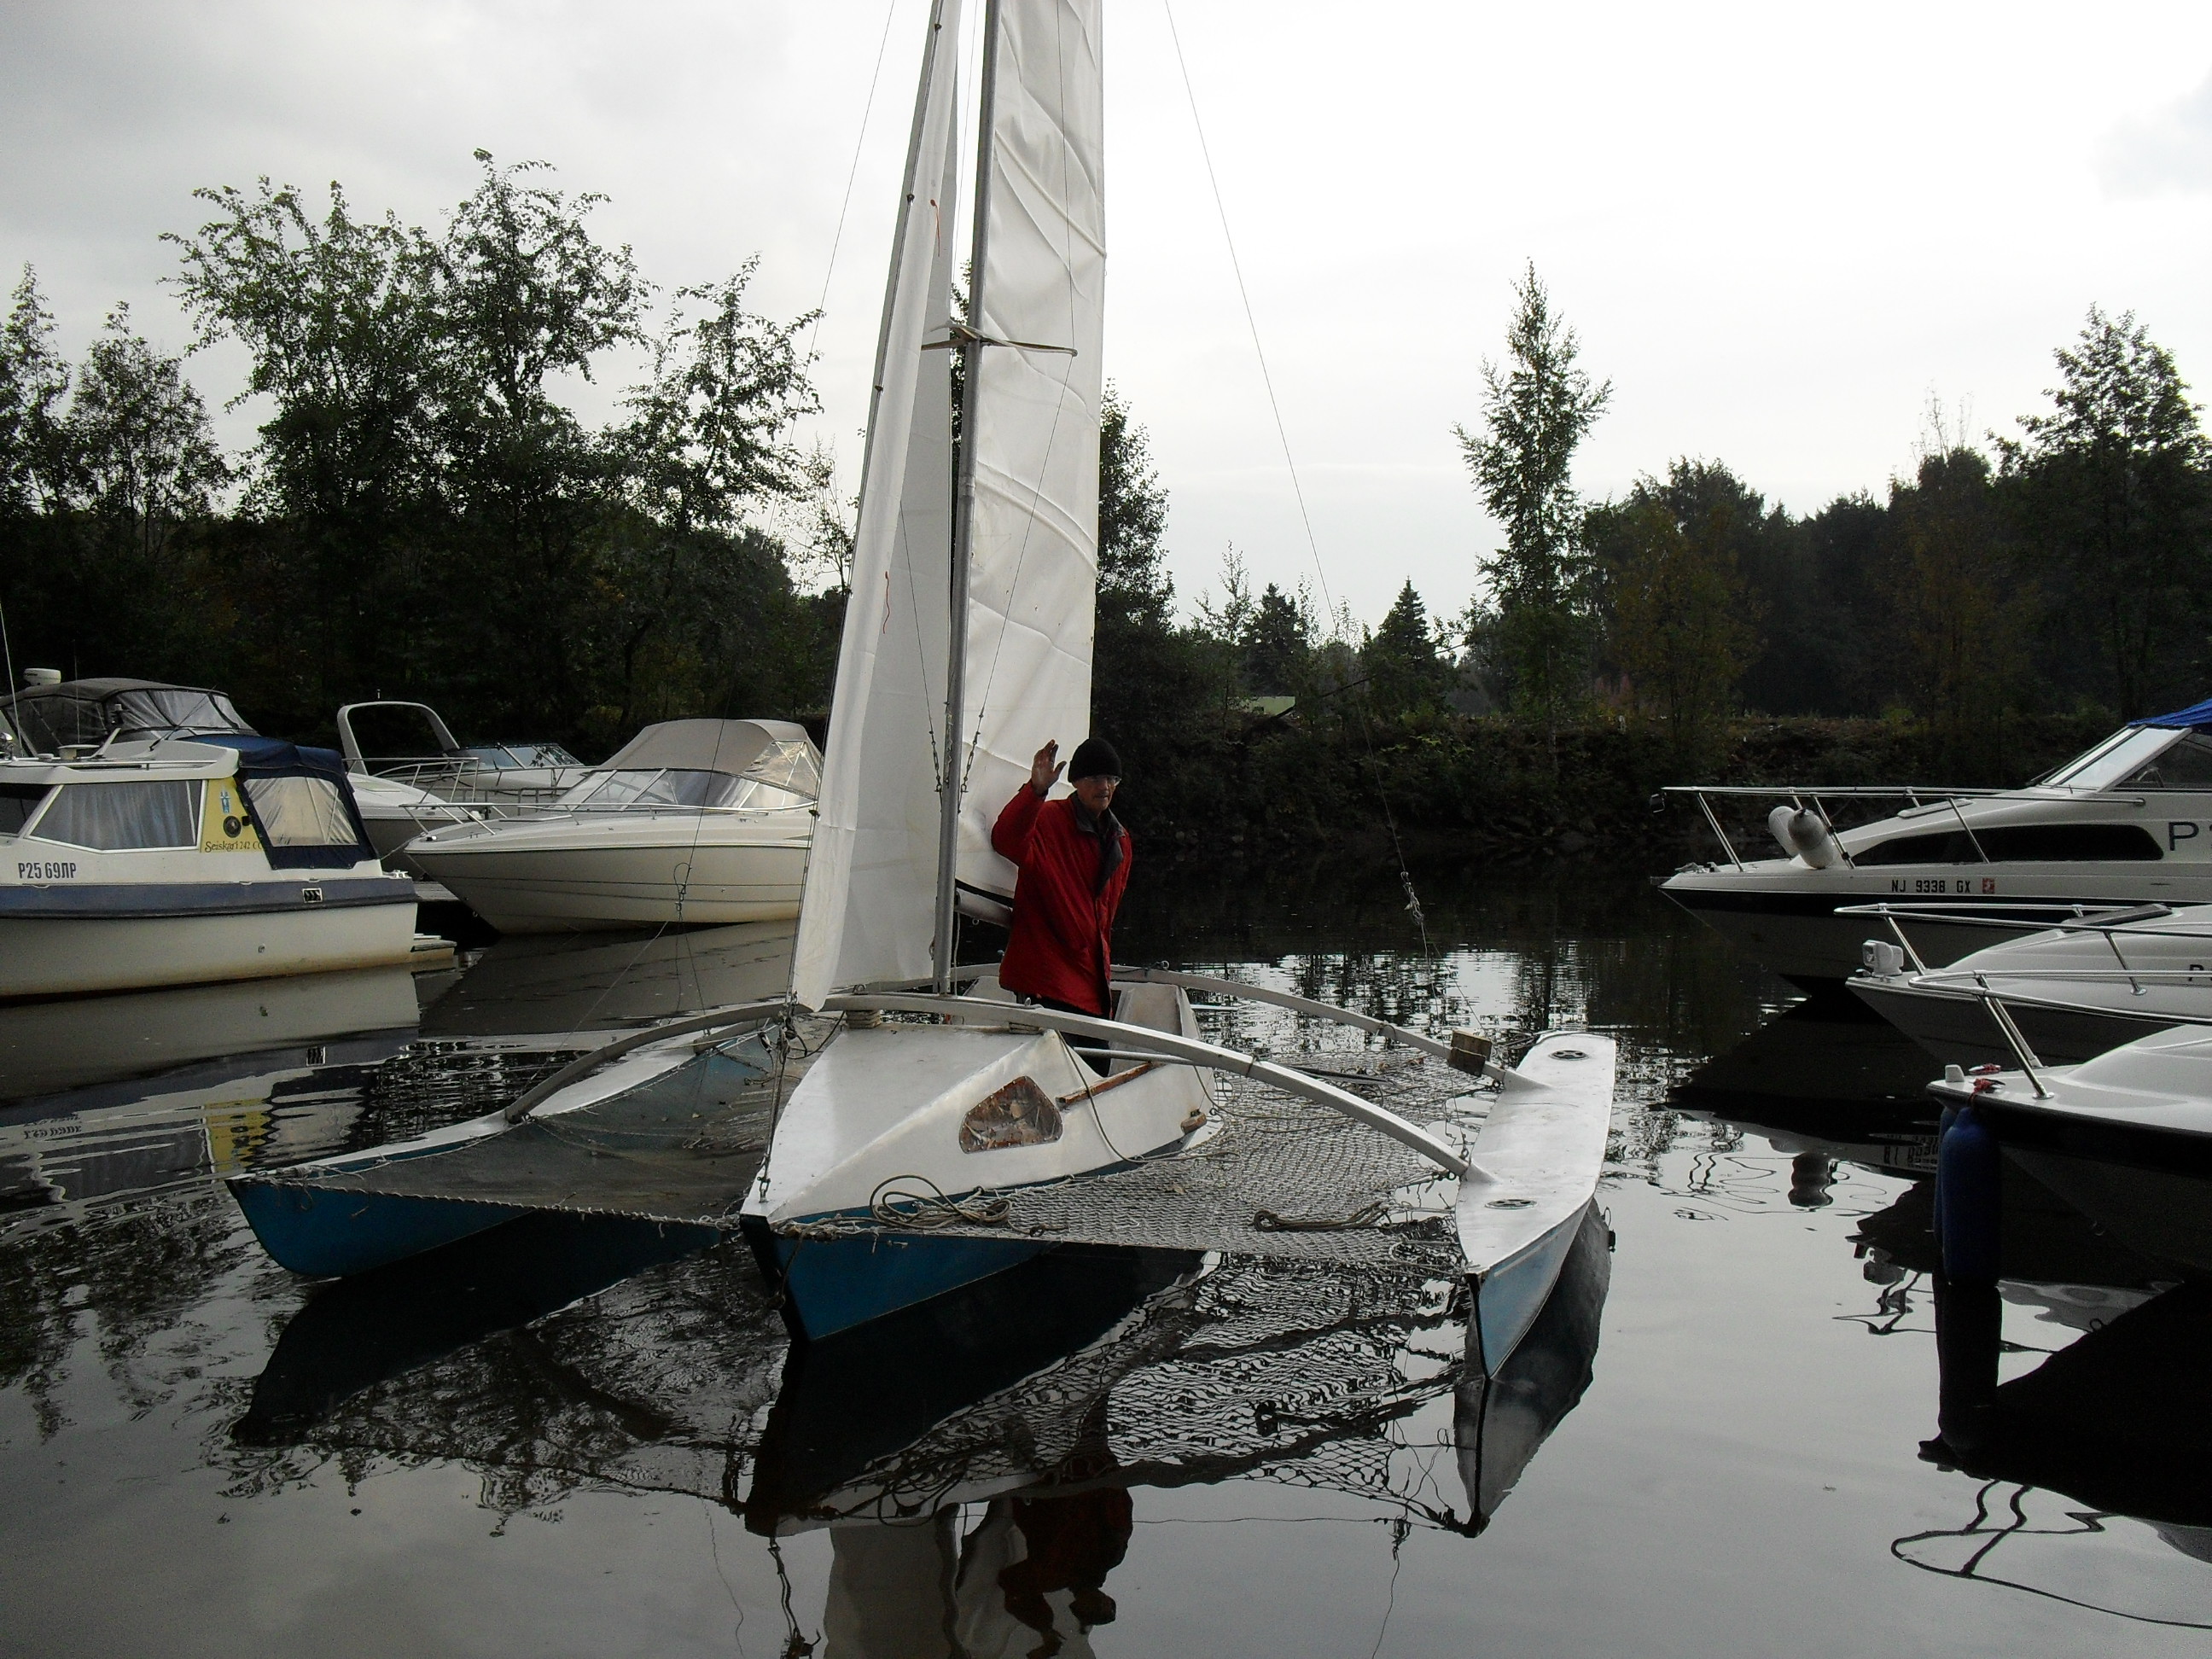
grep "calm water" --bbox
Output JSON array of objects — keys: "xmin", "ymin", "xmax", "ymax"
[{"xmin": 3, "ymin": 862, "xmax": 2207, "ymax": 1656}]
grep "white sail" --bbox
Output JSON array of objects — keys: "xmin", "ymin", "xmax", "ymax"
[
  {"xmin": 952, "ymin": 0, "xmax": 1107, "ymax": 913},
  {"xmin": 790, "ymin": 0, "xmax": 965, "ymax": 1010}
]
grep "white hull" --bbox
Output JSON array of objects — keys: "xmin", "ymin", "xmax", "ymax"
[
  {"xmin": 747, "ymin": 981, "xmax": 1209, "ymax": 1231},
  {"xmin": 1457, "ymin": 1032, "xmax": 1618, "ymax": 1371},
  {"xmin": 407, "ymin": 812, "xmax": 812, "ymax": 933},
  {"xmin": 1852, "ymin": 904, "xmax": 2212, "ymax": 1064},
  {"xmin": 1664, "ymin": 859, "xmax": 2212, "ymax": 983},
  {"xmin": 0, "ymin": 899, "xmax": 422, "ymax": 999}
]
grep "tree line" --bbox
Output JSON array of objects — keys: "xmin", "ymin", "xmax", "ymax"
[
  {"xmin": 3, "ymin": 160, "xmax": 2203, "ymax": 847},
  {"xmin": 0, "ymin": 154, "xmax": 841, "ymax": 754}
]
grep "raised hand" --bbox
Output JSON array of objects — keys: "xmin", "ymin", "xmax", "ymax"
[{"xmin": 1030, "ymin": 739, "xmax": 1064, "ymax": 797}]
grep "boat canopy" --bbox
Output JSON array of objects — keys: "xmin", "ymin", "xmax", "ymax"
[
  {"xmin": 597, "ymin": 719, "xmax": 812, "ymax": 778},
  {"xmin": 2, "ymin": 678, "xmax": 253, "ymax": 754},
  {"xmin": 198, "ymin": 735, "xmax": 377, "ymax": 870},
  {"xmin": 2137, "ymin": 696, "xmax": 2212, "ymax": 730}
]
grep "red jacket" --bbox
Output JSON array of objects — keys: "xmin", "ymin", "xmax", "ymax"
[{"xmin": 991, "ymin": 786, "xmax": 1132, "ymax": 1015}]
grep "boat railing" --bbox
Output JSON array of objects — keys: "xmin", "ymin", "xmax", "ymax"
[
  {"xmin": 1848, "ymin": 898, "xmax": 2212, "ymax": 1013},
  {"xmin": 1662, "ymin": 783, "xmax": 2150, "ymax": 872}
]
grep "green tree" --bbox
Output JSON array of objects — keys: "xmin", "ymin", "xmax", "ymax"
[
  {"xmin": 1090, "ymin": 387, "xmax": 1232, "ymax": 822},
  {"xmin": 1362, "ymin": 579, "xmax": 1452, "ymax": 719},
  {"xmin": 1592, "ymin": 489, "xmax": 1757, "ymax": 763},
  {"xmin": 1240, "ymin": 581, "xmax": 1310, "ymax": 696},
  {"xmin": 1887, "ymin": 445, "xmax": 2029, "ymax": 769},
  {"xmin": 0, "ymin": 267, "xmax": 71, "ymax": 520},
  {"xmin": 1998, "ymin": 306, "xmax": 2212, "ymax": 713},
  {"xmin": 1456, "ymin": 263, "xmax": 1610, "ymax": 762},
  {"xmin": 166, "ymin": 174, "xmax": 444, "ymax": 710}
]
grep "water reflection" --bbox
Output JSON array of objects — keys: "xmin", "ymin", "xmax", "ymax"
[
  {"xmin": 422, "ymin": 921, "xmax": 795, "ymax": 1036},
  {"xmin": 13, "ymin": 862, "xmax": 2212, "ymax": 1654},
  {"xmin": 1917, "ymin": 1276, "xmax": 2212, "ymax": 1627}
]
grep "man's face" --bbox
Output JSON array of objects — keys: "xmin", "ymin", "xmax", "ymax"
[{"xmin": 1072, "ymin": 773, "xmax": 1120, "ymax": 813}]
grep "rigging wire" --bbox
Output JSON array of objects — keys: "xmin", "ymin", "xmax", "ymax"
[
  {"xmin": 1160, "ymin": 0, "xmax": 1433, "ymax": 960},
  {"xmin": 806, "ymin": 0, "xmax": 905, "ymax": 365}
]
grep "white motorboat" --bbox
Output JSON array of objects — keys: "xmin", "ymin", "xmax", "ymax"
[
  {"xmin": 402, "ymin": 719, "xmax": 818, "ymax": 932},
  {"xmin": 336, "ymin": 699, "xmax": 592, "ymax": 817},
  {"xmin": 1660, "ymin": 703, "xmax": 2212, "ymax": 985},
  {"xmin": 1851, "ymin": 900, "xmax": 2212, "ymax": 1066},
  {"xmin": 1930, "ymin": 1025, "xmax": 2212, "ymax": 1190},
  {"xmin": 0, "ymin": 734, "xmax": 423, "ymax": 998}
]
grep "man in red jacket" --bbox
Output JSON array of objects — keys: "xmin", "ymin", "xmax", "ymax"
[{"xmin": 992, "ymin": 735, "xmax": 1130, "ymax": 1020}]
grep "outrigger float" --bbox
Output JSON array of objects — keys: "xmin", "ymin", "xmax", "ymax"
[{"xmin": 230, "ymin": 0, "xmax": 1620, "ymax": 1374}]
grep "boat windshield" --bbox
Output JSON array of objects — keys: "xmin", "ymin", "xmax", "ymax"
[
  {"xmin": 2040, "ymin": 726, "xmax": 2186, "ymax": 791},
  {"xmin": 467, "ymin": 742, "xmax": 581, "ymax": 771},
  {"xmin": 558, "ymin": 744, "xmax": 820, "ymax": 814}
]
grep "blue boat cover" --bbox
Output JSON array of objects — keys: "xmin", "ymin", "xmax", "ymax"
[
  {"xmin": 197, "ymin": 735, "xmax": 378, "ymax": 870},
  {"xmin": 2137, "ymin": 697, "xmax": 2212, "ymax": 730}
]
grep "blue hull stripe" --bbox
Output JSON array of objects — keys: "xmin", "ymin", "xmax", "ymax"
[{"xmin": 0, "ymin": 876, "xmax": 413, "ymax": 920}]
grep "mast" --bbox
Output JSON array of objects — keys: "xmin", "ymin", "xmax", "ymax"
[{"xmin": 933, "ymin": 0, "xmax": 1002, "ymax": 992}]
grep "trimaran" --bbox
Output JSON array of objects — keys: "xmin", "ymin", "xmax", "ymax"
[{"xmin": 230, "ymin": 0, "xmax": 1616, "ymax": 1376}]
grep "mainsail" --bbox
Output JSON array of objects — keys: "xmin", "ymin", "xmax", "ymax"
[
  {"xmin": 793, "ymin": 0, "xmax": 1104, "ymax": 1005},
  {"xmin": 790, "ymin": 0, "xmax": 965, "ymax": 1010},
  {"xmin": 952, "ymin": 0, "xmax": 1107, "ymax": 915}
]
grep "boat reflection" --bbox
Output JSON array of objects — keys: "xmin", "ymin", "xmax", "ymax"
[
  {"xmin": 1914, "ymin": 1273, "xmax": 2212, "ymax": 1627},
  {"xmin": 419, "ymin": 921, "xmax": 794, "ymax": 1038},
  {"xmin": 0, "ymin": 962, "xmax": 427, "ymax": 1100},
  {"xmin": 213, "ymin": 1214, "xmax": 1610, "ymax": 1644},
  {"xmin": 0, "ymin": 967, "xmax": 437, "ymax": 1236},
  {"xmin": 1458, "ymin": 1201, "xmax": 1610, "ymax": 1528},
  {"xmin": 233, "ymin": 1210, "xmax": 723, "ymax": 1446}
]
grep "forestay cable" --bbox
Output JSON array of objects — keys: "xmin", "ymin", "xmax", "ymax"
[{"xmin": 1160, "ymin": 0, "xmax": 1431, "ymax": 957}]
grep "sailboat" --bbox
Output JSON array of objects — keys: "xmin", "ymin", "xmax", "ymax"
[
  {"xmin": 225, "ymin": 0, "xmax": 1615, "ymax": 1354},
  {"xmin": 736, "ymin": 0, "xmax": 1617, "ymax": 1356}
]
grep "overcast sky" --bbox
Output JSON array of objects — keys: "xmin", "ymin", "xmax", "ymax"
[{"xmin": 5, "ymin": 1, "xmax": 2211, "ymax": 628}]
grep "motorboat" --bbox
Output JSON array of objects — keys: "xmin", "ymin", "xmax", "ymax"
[
  {"xmin": 0, "ymin": 672, "xmax": 471, "ymax": 875},
  {"xmin": 1851, "ymin": 900, "xmax": 2212, "ymax": 1066},
  {"xmin": 1929, "ymin": 1024, "xmax": 2212, "ymax": 1178},
  {"xmin": 1660, "ymin": 701, "xmax": 2212, "ymax": 986},
  {"xmin": 0, "ymin": 732, "xmax": 428, "ymax": 998},
  {"xmin": 402, "ymin": 719, "xmax": 819, "ymax": 932},
  {"xmin": 336, "ymin": 699, "xmax": 592, "ymax": 818}
]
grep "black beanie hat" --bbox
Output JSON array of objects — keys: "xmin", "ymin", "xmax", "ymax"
[{"xmin": 1068, "ymin": 736, "xmax": 1121, "ymax": 780}]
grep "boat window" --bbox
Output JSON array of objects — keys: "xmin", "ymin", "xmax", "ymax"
[
  {"xmin": 1854, "ymin": 822, "xmax": 2163, "ymax": 864},
  {"xmin": 242, "ymin": 775, "xmax": 358, "ymax": 847},
  {"xmin": 469, "ymin": 742, "xmax": 581, "ymax": 770},
  {"xmin": 561, "ymin": 768, "xmax": 747, "ymax": 811},
  {"xmin": 742, "ymin": 739, "xmax": 822, "ymax": 801},
  {"xmin": 719, "ymin": 776, "xmax": 812, "ymax": 812},
  {"xmin": 109, "ymin": 688, "xmax": 253, "ymax": 736},
  {"xmin": 0, "ymin": 783, "xmax": 50, "ymax": 836},
  {"xmin": 2040, "ymin": 726, "xmax": 2177, "ymax": 790},
  {"xmin": 31, "ymin": 779, "xmax": 200, "ymax": 850},
  {"xmin": 2117, "ymin": 731, "xmax": 2212, "ymax": 789}
]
